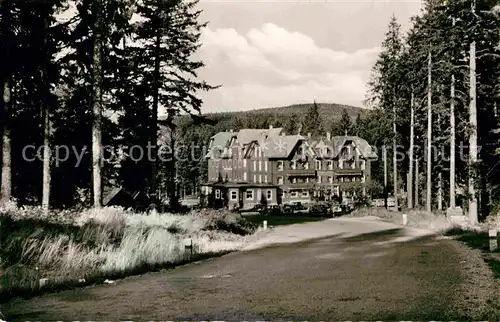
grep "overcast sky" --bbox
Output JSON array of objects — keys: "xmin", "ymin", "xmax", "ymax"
[{"xmin": 194, "ymin": 0, "xmax": 423, "ymax": 113}]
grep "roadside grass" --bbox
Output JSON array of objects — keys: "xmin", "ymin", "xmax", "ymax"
[
  {"xmin": 444, "ymin": 227, "xmax": 500, "ymax": 279},
  {"xmin": 0, "ymin": 204, "xmax": 257, "ymax": 302},
  {"xmin": 243, "ymin": 214, "xmax": 327, "ymax": 227}
]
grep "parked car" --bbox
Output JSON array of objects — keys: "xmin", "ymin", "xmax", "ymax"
[
  {"xmin": 331, "ymin": 203, "xmax": 343, "ymax": 216},
  {"xmin": 260, "ymin": 205, "xmax": 281, "ymax": 216},
  {"xmin": 282, "ymin": 204, "xmax": 294, "ymax": 215},
  {"xmin": 372, "ymin": 198, "xmax": 385, "ymax": 207},
  {"xmin": 309, "ymin": 203, "xmax": 331, "ymax": 216},
  {"xmin": 292, "ymin": 202, "xmax": 310, "ymax": 215},
  {"xmin": 387, "ymin": 197, "xmax": 396, "ymax": 207}
]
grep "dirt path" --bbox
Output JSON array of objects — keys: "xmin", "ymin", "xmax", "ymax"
[{"xmin": 2, "ymin": 218, "xmax": 499, "ymax": 320}]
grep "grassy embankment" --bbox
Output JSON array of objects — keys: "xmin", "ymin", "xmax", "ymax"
[{"xmin": 0, "ymin": 202, "xmax": 257, "ymax": 302}]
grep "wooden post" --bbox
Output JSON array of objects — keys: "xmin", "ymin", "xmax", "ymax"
[{"xmin": 489, "ymin": 229, "xmax": 498, "ymax": 252}]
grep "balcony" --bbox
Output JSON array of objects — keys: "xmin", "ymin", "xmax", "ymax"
[
  {"xmin": 287, "ymin": 169, "xmax": 316, "ymax": 177},
  {"xmin": 287, "ymin": 182, "xmax": 315, "ymax": 190},
  {"xmin": 333, "ymin": 168, "xmax": 363, "ymax": 176}
]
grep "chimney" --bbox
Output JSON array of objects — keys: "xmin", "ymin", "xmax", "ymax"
[
  {"xmin": 326, "ymin": 132, "xmax": 331, "ymax": 141},
  {"xmin": 269, "ymin": 125, "xmax": 273, "ymax": 129}
]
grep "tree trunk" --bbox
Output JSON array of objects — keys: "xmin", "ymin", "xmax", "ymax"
[
  {"xmin": 468, "ymin": 40, "xmax": 478, "ymax": 223},
  {"xmin": 170, "ymin": 124, "xmax": 178, "ymax": 209},
  {"xmin": 438, "ymin": 172, "xmax": 443, "ymax": 210},
  {"xmin": 450, "ymin": 73, "xmax": 456, "ymax": 210},
  {"xmin": 449, "ymin": 17, "xmax": 456, "ymax": 212},
  {"xmin": 1, "ymin": 80, "xmax": 12, "ymax": 205},
  {"xmin": 408, "ymin": 89, "xmax": 414, "ymax": 209},
  {"xmin": 151, "ymin": 0, "xmax": 162, "ymax": 204},
  {"xmin": 1, "ymin": 0, "xmax": 12, "ymax": 204},
  {"xmin": 415, "ymin": 157, "xmax": 419, "ymax": 207},
  {"xmin": 383, "ymin": 145, "xmax": 388, "ymax": 209},
  {"xmin": 393, "ymin": 94, "xmax": 398, "ymax": 209},
  {"xmin": 41, "ymin": 5, "xmax": 51, "ymax": 216},
  {"xmin": 437, "ymin": 108, "xmax": 442, "ymax": 211},
  {"xmin": 92, "ymin": 0, "xmax": 103, "ymax": 207},
  {"xmin": 426, "ymin": 51, "xmax": 432, "ymax": 213}
]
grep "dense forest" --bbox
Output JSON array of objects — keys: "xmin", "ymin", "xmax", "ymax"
[{"xmin": 365, "ymin": 0, "xmax": 500, "ymax": 222}]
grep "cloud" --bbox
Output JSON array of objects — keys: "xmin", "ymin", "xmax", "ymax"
[{"xmin": 197, "ymin": 23, "xmax": 380, "ymax": 113}]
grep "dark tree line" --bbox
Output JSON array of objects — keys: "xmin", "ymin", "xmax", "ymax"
[
  {"xmin": 0, "ymin": 0, "xmax": 216, "ymax": 210},
  {"xmin": 366, "ymin": 0, "xmax": 500, "ymax": 221}
]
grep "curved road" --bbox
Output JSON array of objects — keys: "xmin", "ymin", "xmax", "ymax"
[{"xmin": 1, "ymin": 218, "xmax": 481, "ymax": 320}]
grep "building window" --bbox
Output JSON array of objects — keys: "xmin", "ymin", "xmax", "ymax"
[
  {"xmin": 328, "ymin": 176, "xmax": 333, "ymax": 183},
  {"xmin": 361, "ymin": 160, "xmax": 365, "ymax": 170},
  {"xmin": 291, "ymin": 191, "xmax": 298, "ymax": 198},
  {"xmin": 316, "ymin": 160, "xmax": 321, "ymax": 170},
  {"xmin": 277, "ymin": 161, "xmax": 284, "ymax": 171},
  {"xmin": 231, "ymin": 191, "xmax": 238, "ymax": 200},
  {"xmin": 246, "ymin": 190, "xmax": 253, "ymax": 200},
  {"xmin": 253, "ymin": 174, "xmax": 256, "ymax": 183},
  {"xmin": 277, "ymin": 176, "xmax": 284, "ymax": 184},
  {"xmin": 304, "ymin": 161, "xmax": 309, "ymax": 169},
  {"xmin": 317, "ymin": 176, "xmax": 321, "ymax": 183},
  {"xmin": 264, "ymin": 161, "xmax": 268, "ymax": 171},
  {"xmin": 259, "ymin": 161, "xmax": 262, "ymax": 171},
  {"xmin": 339, "ymin": 160, "xmax": 344, "ymax": 169},
  {"xmin": 215, "ymin": 189, "xmax": 221, "ymax": 199},
  {"xmin": 267, "ymin": 190, "xmax": 272, "ymax": 200},
  {"xmin": 243, "ymin": 172, "xmax": 247, "ymax": 181},
  {"xmin": 292, "ymin": 178, "xmax": 297, "ymax": 184},
  {"xmin": 264, "ymin": 175, "xmax": 268, "ymax": 183},
  {"xmin": 327, "ymin": 161, "xmax": 333, "ymax": 170},
  {"xmin": 259, "ymin": 175, "xmax": 262, "ymax": 183},
  {"xmin": 253, "ymin": 161, "xmax": 256, "ymax": 171},
  {"xmin": 243, "ymin": 159, "xmax": 247, "ymax": 167},
  {"xmin": 291, "ymin": 160, "xmax": 297, "ymax": 170},
  {"xmin": 301, "ymin": 190, "xmax": 309, "ymax": 197}
]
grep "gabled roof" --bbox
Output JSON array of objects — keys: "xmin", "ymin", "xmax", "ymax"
[
  {"xmin": 205, "ymin": 131, "xmax": 234, "ymax": 159},
  {"xmin": 310, "ymin": 135, "xmax": 377, "ymax": 159},
  {"xmin": 331, "ymin": 136, "xmax": 377, "ymax": 159},
  {"xmin": 236, "ymin": 128, "xmax": 283, "ymax": 146},
  {"xmin": 263, "ymin": 134, "xmax": 308, "ymax": 159},
  {"xmin": 204, "ymin": 129, "xmax": 376, "ymax": 160}
]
